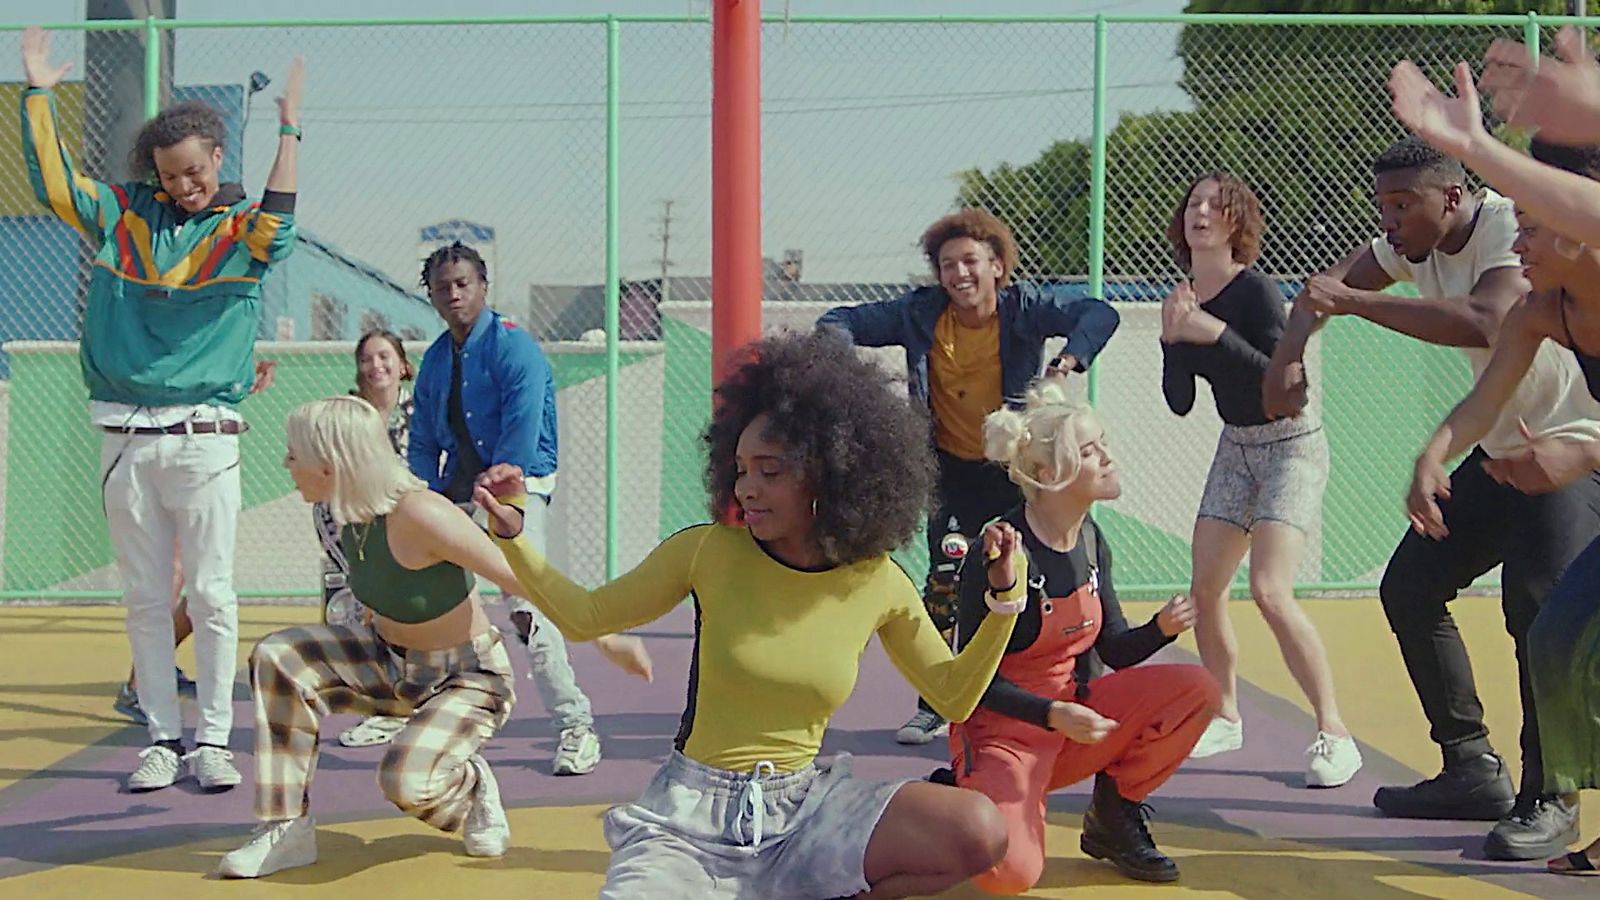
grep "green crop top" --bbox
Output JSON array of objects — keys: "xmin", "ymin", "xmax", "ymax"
[{"xmin": 340, "ymin": 516, "xmax": 475, "ymax": 624}]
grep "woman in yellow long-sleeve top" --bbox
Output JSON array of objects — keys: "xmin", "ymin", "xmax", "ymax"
[{"xmin": 475, "ymin": 328, "xmax": 1029, "ymax": 899}]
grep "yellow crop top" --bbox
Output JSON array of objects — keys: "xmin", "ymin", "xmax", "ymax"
[{"xmin": 493, "ymin": 518, "xmax": 1025, "ymax": 773}]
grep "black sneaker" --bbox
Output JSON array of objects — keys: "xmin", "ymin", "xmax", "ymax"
[
  {"xmin": 1484, "ymin": 795, "xmax": 1580, "ymax": 861},
  {"xmin": 1079, "ymin": 772, "xmax": 1179, "ymax": 883},
  {"xmin": 1373, "ymin": 753, "xmax": 1516, "ymax": 821}
]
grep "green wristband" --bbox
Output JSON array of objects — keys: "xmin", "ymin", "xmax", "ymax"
[{"xmin": 279, "ymin": 124, "xmax": 302, "ymax": 140}]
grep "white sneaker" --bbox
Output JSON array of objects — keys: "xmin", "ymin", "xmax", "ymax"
[
  {"xmin": 127, "ymin": 745, "xmax": 182, "ymax": 792},
  {"xmin": 463, "ymin": 755, "xmax": 510, "ymax": 857},
  {"xmin": 1305, "ymin": 732, "xmax": 1363, "ymax": 788},
  {"xmin": 894, "ymin": 709, "xmax": 949, "ymax": 745},
  {"xmin": 216, "ymin": 817, "xmax": 318, "ymax": 878},
  {"xmin": 552, "ymin": 726, "xmax": 601, "ymax": 776},
  {"xmin": 338, "ymin": 715, "xmax": 408, "ymax": 748},
  {"xmin": 186, "ymin": 746, "xmax": 242, "ymax": 792},
  {"xmin": 1188, "ymin": 716, "xmax": 1244, "ymax": 759}
]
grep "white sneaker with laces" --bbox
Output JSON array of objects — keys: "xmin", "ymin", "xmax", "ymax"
[
  {"xmin": 463, "ymin": 755, "xmax": 510, "ymax": 857},
  {"xmin": 552, "ymin": 726, "xmax": 601, "ymax": 776},
  {"xmin": 216, "ymin": 817, "xmax": 318, "ymax": 878},
  {"xmin": 1188, "ymin": 716, "xmax": 1244, "ymax": 759},
  {"xmin": 894, "ymin": 709, "xmax": 948, "ymax": 745},
  {"xmin": 187, "ymin": 745, "xmax": 242, "ymax": 792},
  {"xmin": 1305, "ymin": 731, "xmax": 1363, "ymax": 788},
  {"xmin": 127, "ymin": 745, "xmax": 182, "ymax": 792}
]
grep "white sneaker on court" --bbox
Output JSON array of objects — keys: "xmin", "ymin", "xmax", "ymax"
[
  {"xmin": 552, "ymin": 726, "xmax": 601, "ymax": 776},
  {"xmin": 1305, "ymin": 732, "xmax": 1363, "ymax": 788},
  {"xmin": 463, "ymin": 755, "xmax": 510, "ymax": 857},
  {"xmin": 216, "ymin": 817, "xmax": 318, "ymax": 878},
  {"xmin": 186, "ymin": 746, "xmax": 242, "ymax": 792},
  {"xmin": 1188, "ymin": 716, "xmax": 1244, "ymax": 759},
  {"xmin": 127, "ymin": 745, "xmax": 182, "ymax": 792}
]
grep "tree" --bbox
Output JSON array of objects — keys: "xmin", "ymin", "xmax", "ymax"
[{"xmin": 958, "ymin": 1, "xmax": 1570, "ymax": 285}]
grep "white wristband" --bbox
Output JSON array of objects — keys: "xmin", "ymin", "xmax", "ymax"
[{"xmin": 985, "ymin": 588, "xmax": 1027, "ymax": 616}]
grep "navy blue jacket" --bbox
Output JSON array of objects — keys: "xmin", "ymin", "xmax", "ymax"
[{"xmin": 817, "ymin": 282, "xmax": 1120, "ymax": 410}]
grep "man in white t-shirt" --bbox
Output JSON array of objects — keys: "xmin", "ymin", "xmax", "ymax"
[{"xmin": 1262, "ymin": 138, "xmax": 1599, "ymax": 860}]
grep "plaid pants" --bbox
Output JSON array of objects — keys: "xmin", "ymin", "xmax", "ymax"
[{"xmin": 250, "ymin": 623, "xmax": 515, "ymax": 830}]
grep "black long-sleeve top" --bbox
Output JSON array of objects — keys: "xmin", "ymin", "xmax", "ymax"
[
  {"xmin": 1161, "ymin": 269, "xmax": 1288, "ymax": 427},
  {"xmin": 955, "ymin": 507, "xmax": 1174, "ymax": 729}
]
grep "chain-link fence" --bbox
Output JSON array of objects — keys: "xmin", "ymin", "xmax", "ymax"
[{"xmin": 0, "ymin": 13, "xmax": 1577, "ymax": 600}]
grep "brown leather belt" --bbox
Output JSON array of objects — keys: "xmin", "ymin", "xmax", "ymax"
[{"xmin": 101, "ymin": 420, "xmax": 250, "ymax": 436}]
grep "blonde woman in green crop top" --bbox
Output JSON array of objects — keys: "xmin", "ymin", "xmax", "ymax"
[
  {"xmin": 478, "ymin": 329, "xmax": 1028, "ymax": 900},
  {"xmin": 215, "ymin": 396, "xmax": 652, "ymax": 880}
]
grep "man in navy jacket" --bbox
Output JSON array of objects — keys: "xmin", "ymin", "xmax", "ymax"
[{"xmin": 819, "ymin": 209, "xmax": 1120, "ymax": 744}]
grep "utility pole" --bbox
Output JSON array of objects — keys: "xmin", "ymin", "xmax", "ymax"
[{"xmin": 656, "ymin": 199, "xmax": 675, "ymax": 306}]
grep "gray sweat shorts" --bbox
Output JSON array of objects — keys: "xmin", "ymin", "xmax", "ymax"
[{"xmin": 599, "ymin": 750, "xmax": 908, "ymax": 899}]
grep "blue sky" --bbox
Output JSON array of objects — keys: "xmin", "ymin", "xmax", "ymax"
[{"xmin": 6, "ymin": 1, "xmax": 1191, "ymax": 314}]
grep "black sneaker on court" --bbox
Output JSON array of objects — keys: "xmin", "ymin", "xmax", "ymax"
[
  {"xmin": 1372, "ymin": 752, "xmax": 1516, "ymax": 821},
  {"xmin": 1484, "ymin": 794, "xmax": 1580, "ymax": 861}
]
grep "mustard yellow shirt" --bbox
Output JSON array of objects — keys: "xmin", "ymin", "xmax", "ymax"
[
  {"xmin": 929, "ymin": 308, "xmax": 1003, "ymax": 460},
  {"xmin": 494, "ymin": 520, "xmax": 1025, "ymax": 773}
]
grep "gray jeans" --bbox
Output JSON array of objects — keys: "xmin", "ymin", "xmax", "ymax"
[{"xmin": 465, "ymin": 494, "xmax": 593, "ymax": 732}]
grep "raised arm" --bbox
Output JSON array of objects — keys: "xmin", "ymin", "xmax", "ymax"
[
  {"xmin": 18, "ymin": 27, "xmax": 116, "ymax": 244},
  {"xmin": 1263, "ymin": 246, "xmax": 1389, "ymax": 418},
  {"xmin": 1393, "ymin": 57, "xmax": 1600, "ymax": 252},
  {"xmin": 238, "ymin": 57, "xmax": 302, "ymax": 265},
  {"xmin": 474, "ymin": 471, "xmax": 698, "ymax": 641},
  {"xmin": 1031, "ymin": 286, "xmax": 1120, "ymax": 371},
  {"xmin": 880, "ymin": 520, "xmax": 1028, "ymax": 724},
  {"xmin": 816, "ymin": 288, "xmax": 920, "ymax": 348}
]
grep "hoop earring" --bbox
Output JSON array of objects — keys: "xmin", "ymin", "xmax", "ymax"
[{"xmin": 811, "ymin": 499, "xmax": 818, "ymax": 517}]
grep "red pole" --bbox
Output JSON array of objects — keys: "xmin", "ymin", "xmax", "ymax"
[{"xmin": 711, "ymin": 0, "xmax": 762, "ymax": 384}]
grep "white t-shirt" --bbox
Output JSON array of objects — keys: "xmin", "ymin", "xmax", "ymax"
[{"xmin": 1370, "ymin": 189, "xmax": 1600, "ymax": 457}]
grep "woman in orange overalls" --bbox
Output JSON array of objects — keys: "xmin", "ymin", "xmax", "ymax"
[{"xmin": 947, "ymin": 377, "xmax": 1220, "ymax": 892}]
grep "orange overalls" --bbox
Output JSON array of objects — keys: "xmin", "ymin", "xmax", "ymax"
[{"xmin": 950, "ymin": 571, "xmax": 1219, "ymax": 895}]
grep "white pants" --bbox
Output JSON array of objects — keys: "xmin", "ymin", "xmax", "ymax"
[
  {"xmin": 464, "ymin": 490, "xmax": 593, "ymax": 731},
  {"xmin": 101, "ymin": 431, "xmax": 241, "ymax": 746}
]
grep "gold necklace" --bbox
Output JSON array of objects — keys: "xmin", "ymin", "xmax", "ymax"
[{"xmin": 353, "ymin": 521, "xmax": 374, "ymax": 561}]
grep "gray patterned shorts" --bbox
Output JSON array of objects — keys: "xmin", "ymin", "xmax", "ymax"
[
  {"xmin": 1197, "ymin": 416, "xmax": 1328, "ymax": 534},
  {"xmin": 599, "ymin": 750, "xmax": 907, "ymax": 899}
]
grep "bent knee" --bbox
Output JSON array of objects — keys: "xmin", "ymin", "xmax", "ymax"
[
  {"xmin": 956, "ymin": 792, "xmax": 1010, "ymax": 876},
  {"xmin": 377, "ymin": 753, "xmax": 441, "ymax": 813},
  {"xmin": 972, "ymin": 847, "xmax": 1043, "ymax": 896}
]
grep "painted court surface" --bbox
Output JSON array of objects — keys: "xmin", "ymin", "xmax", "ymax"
[{"xmin": 1, "ymin": 598, "xmax": 1594, "ymax": 898}]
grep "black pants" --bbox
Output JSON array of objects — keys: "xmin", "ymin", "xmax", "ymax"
[
  {"xmin": 917, "ymin": 449, "xmax": 1022, "ymax": 715},
  {"xmin": 1379, "ymin": 447, "xmax": 1600, "ymax": 797}
]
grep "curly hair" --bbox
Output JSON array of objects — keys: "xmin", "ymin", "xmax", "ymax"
[
  {"xmin": 421, "ymin": 241, "xmax": 490, "ymax": 288},
  {"xmin": 129, "ymin": 101, "xmax": 227, "ymax": 184},
  {"xmin": 1531, "ymin": 137, "xmax": 1600, "ymax": 181},
  {"xmin": 704, "ymin": 329, "xmax": 936, "ymax": 566},
  {"xmin": 1166, "ymin": 171, "xmax": 1265, "ymax": 272},
  {"xmin": 920, "ymin": 208, "xmax": 1021, "ymax": 288},
  {"xmin": 1372, "ymin": 136, "xmax": 1466, "ymax": 187}
]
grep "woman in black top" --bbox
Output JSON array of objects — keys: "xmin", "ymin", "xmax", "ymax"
[
  {"xmin": 1160, "ymin": 173, "xmax": 1361, "ymax": 789},
  {"xmin": 945, "ymin": 378, "xmax": 1219, "ymax": 890}
]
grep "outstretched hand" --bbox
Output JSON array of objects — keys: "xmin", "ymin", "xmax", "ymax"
[
  {"xmin": 1389, "ymin": 60, "xmax": 1490, "ymax": 160},
  {"xmin": 1155, "ymin": 593, "xmax": 1196, "ymax": 637},
  {"xmin": 21, "ymin": 26, "xmax": 72, "ymax": 90},
  {"xmin": 472, "ymin": 463, "xmax": 528, "ymax": 539},
  {"xmin": 1480, "ymin": 26, "xmax": 1600, "ymax": 145},
  {"xmin": 277, "ymin": 56, "xmax": 304, "ymax": 127}
]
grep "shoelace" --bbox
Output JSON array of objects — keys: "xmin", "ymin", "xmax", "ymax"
[
  {"xmin": 1307, "ymin": 734, "xmax": 1336, "ymax": 758},
  {"xmin": 246, "ymin": 819, "xmax": 297, "ymax": 846},
  {"xmin": 911, "ymin": 710, "xmax": 940, "ymax": 730},
  {"xmin": 557, "ymin": 729, "xmax": 591, "ymax": 753},
  {"xmin": 136, "ymin": 745, "xmax": 179, "ymax": 774},
  {"xmin": 736, "ymin": 761, "xmax": 778, "ymax": 854}
]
